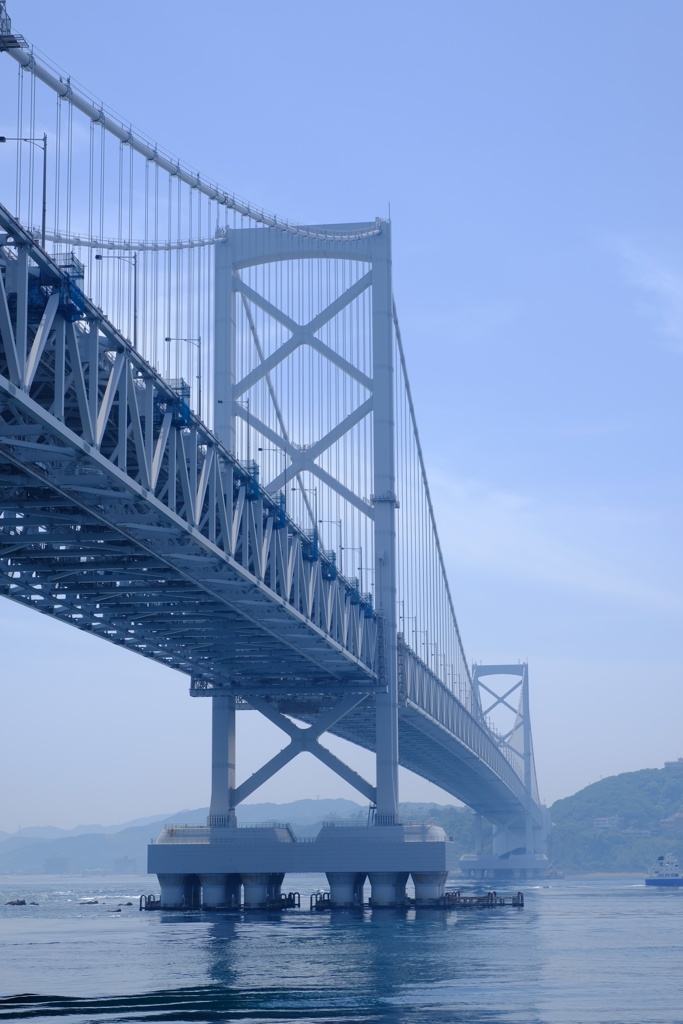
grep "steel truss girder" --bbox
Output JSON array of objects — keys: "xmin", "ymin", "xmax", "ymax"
[
  {"xmin": 397, "ymin": 647, "xmax": 541, "ymax": 824},
  {"xmin": 0, "ymin": 204, "xmax": 377, "ymax": 691}
]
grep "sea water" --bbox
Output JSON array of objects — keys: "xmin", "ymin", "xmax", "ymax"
[{"xmin": 1, "ymin": 874, "xmax": 682, "ymax": 1023}]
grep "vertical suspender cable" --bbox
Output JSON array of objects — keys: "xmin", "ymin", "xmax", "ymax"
[
  {"xmin": 65, "ymin": 93, "xmax": 73, "ymax": 242},
  {"xmin": 88, "ymin": 122, "xmax": 94, "ymax": 290},
  {"xmin": 27, "ymin": 66, "xmax": 35, "ymax": 230},
  {"xmin": 54, "ymin": 95, "xmax": 61, "ymax": 238},
  {"xmin": 15, "ymin": 66, "xmax": 23, "ymax": 218},
  {"xmin": 97, "ymin": 121, "xmax": 104, "ymax": 306},
  {"xmin": 165, "ymin": 170, "xmax": 171, "ymax": 377},
  {"xmin": 127, "ymin": 138, "xmax": 133, "ymax": 348}
]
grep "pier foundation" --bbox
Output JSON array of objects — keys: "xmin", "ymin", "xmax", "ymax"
[
  {"xmin": 157, "ymin": 873, "xmax": 185, "ymax": 909},
  {"xmin": 368, "ymin": 871, "xmax": 409, "ymax": 907},
  {"xmin": 149, "ymin": 821, "xmax": 459, "ymax": 909},
  {"xmin": 326, "ymin": 872, "xmax": 366, "ymax": 907},
  {"xmin": 242, "ymin": 873, "xmax": 271, "ymax": 908},
  {"xmin": 412, "ymin": 871, "xmax": 448, "ymax": 903}
]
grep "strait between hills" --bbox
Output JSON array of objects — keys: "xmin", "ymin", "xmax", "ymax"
[{"xmin": 1, "ymin": 764, "xmax": 682, "ymax": 876}]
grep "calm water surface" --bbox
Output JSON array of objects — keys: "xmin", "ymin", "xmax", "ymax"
[{"xmin": 1, "ymin": 874, "xmax": 681, "ymax": 1023}]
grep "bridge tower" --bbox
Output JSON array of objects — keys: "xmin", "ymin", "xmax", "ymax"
[
  {"xmin": 460, "ymin": 665, "xmax": 551, "ymax": 879},
  {"xmin": 209, "ymin": 220, "xmax": 400, "ymax": 832},
  {"xmin": 155, "ymin": 216, "xmax": 454, "ymax": 905},
  {"xmin": 148, "ymin": 220, "xmax": 460, "ymax": 908}
]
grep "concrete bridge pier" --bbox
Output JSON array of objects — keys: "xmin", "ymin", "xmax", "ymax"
[
  {"xmin": 326, "ymin": 872, "xmax": 366, "ymax": 907},
  {"xmin": 242, "ymin": 874, "xmax": 271, "ymax": 908},
  {"xmin": 368, "ymin": 872, "xmax": 409, "ymax": 907},
  {"xmin": 200, "ymin": 873, "xmax": 243, "ymax": 908},
  {"xmin": 158, "ymin": 873, "xmax": 185, "ymax": 908},
  {"xmin": 412, "ymin": 871, "xmax": 448, "ymax": 904},
  {"xmin": 200, "ymin": 873, "xmax": 228, "ymax": 908}
]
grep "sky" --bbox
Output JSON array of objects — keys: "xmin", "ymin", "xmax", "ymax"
[{"xmin": 0, "ymin": 0, "xmax": 681, "ymax": 832}]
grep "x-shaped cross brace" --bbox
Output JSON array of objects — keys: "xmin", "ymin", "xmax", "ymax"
[{"xmin": 231, "ymin": 692, "xmax": 376, "ymax": 807}]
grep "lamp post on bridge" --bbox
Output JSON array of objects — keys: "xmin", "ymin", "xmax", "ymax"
[
  {"xmin": 414, "ymin": 627, "xmax": 428, "ymax": 663},
  {"xmin": 319, "ymin": 517, "xmax": 342, "ymax": 570},
  {"xmin": 257, "ymin": 445, "xmax": 288, "ymax": 494},
  {"xmin": 165, "ymin": 335, "xmax": 202, "ymax": 419},
  {"xmin": 0, "ymin": 132, "xmax": 47, "ymax": 248},
  {"xmin": 399, "ymin": 605, "xmax": 419, "ymax": 642},
  {"xmin": 360, "ymin": 564, "xmax": 375, "ymax": 597},
  {"xmin": 96, "ymin": 252, "xmax": 138, "ymax": 350},
  {"xmin": 341, "ymin": 543, "xmax": 362, "ymax": 585},
  {"xmin": 235, "ymin": 396, "xmax": 251, "ymax": 464},
  {"xmin": 291, "ymin": 484, "xmax": 318, "ymax": 533}
]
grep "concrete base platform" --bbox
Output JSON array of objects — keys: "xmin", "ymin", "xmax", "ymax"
[{"xmin": 148, "ymin": 821, "xmax": 459, "ymax": 908}]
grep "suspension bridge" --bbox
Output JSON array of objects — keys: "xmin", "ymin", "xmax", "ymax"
[{"xmin": 0, "ymin": 3, "xmax": 550, "ymax": 908}]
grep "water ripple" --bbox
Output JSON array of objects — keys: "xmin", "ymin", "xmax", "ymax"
[{"xmin": 0, "ymin": 987, "xmax": 382, "ymax": 1024}]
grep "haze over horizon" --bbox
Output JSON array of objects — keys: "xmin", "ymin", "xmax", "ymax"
[{"xmin": 1, "ymin": 0, "xmax": 681, "ymax": 833}]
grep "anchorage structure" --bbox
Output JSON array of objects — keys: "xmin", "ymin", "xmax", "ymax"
[{"xmin": 0, "ymin": 3, "xmax": 550, "ymax": 908}]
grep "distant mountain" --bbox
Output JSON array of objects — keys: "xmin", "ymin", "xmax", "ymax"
[
  {"xmin": 550, "ymin": 764, "xmax": 683, "ymax": 872},
  {"xmin": 0, "ymin": 799, "xmax": 365, "ymax": 874},
  {"xmin": 9, "ymin": 767, "xmax": 680, "ymax": 878},
  {"xmin": 0, "ymin": 798, "xmax": 475, "ymax": 875},
  {"xmin": 2, "ymin": 812, "xmax": 184, "ymax": 842}
]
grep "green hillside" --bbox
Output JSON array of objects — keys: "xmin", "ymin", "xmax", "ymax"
[{"xmin": 550, "ymin": 764, "xmax": 683, "ymax": 872}]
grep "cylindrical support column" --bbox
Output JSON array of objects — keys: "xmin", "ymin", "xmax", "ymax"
[
  {"xmin": 209, "ymin": 693, "xmax": 236, "ymax": 826},
  {"xmin": 371, "ymin": 223, "xmax": 400, "ymax": 825},
  {"xmin": 474, "ymin": 812, "xmax": 482, "ymax": 854},
  {"xmin": 200, "ymin": 874, "xmax": 228, "ymax": 909},
  {"xmin": 326, "ymin": 872, "xmax": 366, "ymax": 908},
  {"xmin": 368, "ymin": 871, "xmax": 408, "ymax": 908},
  {"xmin": 242, "ymin": 873, "xmax": 270, "ymax": 909},
  {"xmin": 412, "ymin": 871, "xmax": 448, "ymax": 904},
  {"xmin": 157, "ymin": 873, "xmax": 185, "ymax": 909}
]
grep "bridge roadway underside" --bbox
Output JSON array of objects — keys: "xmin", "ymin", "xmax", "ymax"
[
  {"xmin": 0, "ymin": 392, "xmax": 530, "ymax": 828},
  {"xmin": 0, "ymin": 392, "xmax": 375, "ymax": 693}
]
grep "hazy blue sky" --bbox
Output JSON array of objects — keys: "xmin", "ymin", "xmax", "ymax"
[{"xmin": 1, "ymin": 0, "xmax": 681, "ymax": 831}]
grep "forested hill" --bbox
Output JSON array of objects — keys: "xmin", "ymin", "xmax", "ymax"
[{"xmin": 550, "ymin": 763, "xmax": 683, "ymax": 872}]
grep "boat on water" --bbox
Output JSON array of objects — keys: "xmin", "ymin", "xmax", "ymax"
[{"xmin": 645, "ymin": 854, "xmax": 683, "ymax": 886}]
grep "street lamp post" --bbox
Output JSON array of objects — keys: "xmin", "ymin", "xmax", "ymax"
[
  {"xmin": 291, "ymin": 484, "xmax": 318, "ymax": 530},
  {"xmin": 319, "ymin": 517, "xmax": 342, "ymax": 568},
  {"xmin": 341, "ymin": 544, "xmax": 362, "ymax": 584},
  {"xmin": 165, "ymin": 335, "xmax": 202, "ymax": 418},
  {"xmin": 257, "ymin": 446, "xmax": 288, "ymax": 492},
  {"xmin": 235, "ymin": 397, "xmax": 250, "ymax": 463},
  {"xmin": 414, "ymin": 627, "xmax": 428, "ymax": 662},
  {"xmin": 96, "ymin": 252, "xmax": 138, "ymax": 350},
  {"xmin": 0, "ymin": 132, "xmax": 47, "ymax": 248}
]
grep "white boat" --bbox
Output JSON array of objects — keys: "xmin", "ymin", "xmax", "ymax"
[{"xmin": 645, "ymin": 853, "xmax": 683, "ymax": 886}]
